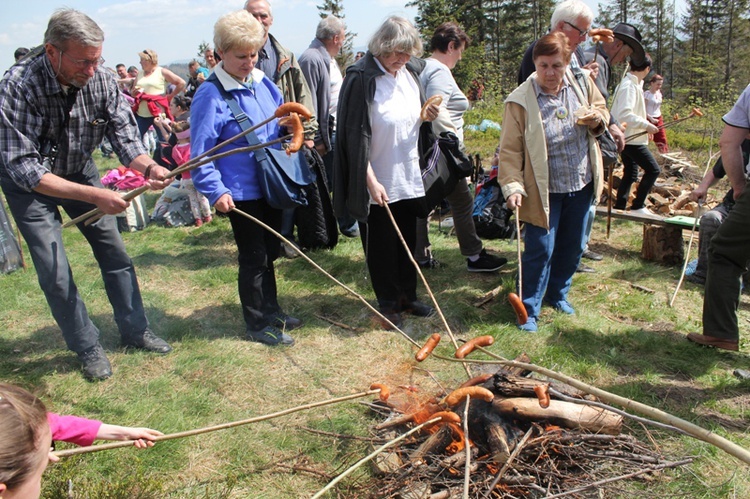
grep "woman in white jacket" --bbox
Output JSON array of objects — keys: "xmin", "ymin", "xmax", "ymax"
[{"xmin": 611, "ymin": 54, "xmax": 660, "ymax": 214}]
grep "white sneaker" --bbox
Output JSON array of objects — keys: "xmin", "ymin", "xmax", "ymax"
[{"xmin": 630, "ymin": 207, "xmax": 652, "ymax": 216}]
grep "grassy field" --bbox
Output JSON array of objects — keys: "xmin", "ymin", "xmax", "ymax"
[{"xmin": 2, "ymin": 120, "xmax": 750, "ymax": 497}]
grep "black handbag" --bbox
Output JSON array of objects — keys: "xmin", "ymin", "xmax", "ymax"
[
  {"xmin": 416, "ymin": 121, "xmax": 472, "ymax": 217},
  {"xmin": 210, "ymin": 77, "xmax": 315, "ymax": 210},
  {"xmin": 597, "ymin": 128, "xmax": 619, "ymax": 168}
]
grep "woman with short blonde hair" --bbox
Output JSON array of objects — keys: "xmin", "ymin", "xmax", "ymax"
[
  {"xmin": 190, "ymin": 11, "xmax": 302, "ymax": 346},
  {"xmin": 213, "ymin": 9, "xmax": 265, "ymax": 52}
]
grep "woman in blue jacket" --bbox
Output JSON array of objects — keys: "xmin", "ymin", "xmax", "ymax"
[{"xmin": 191, "ymin": 10, "xmax": 301, "ymax": 346}]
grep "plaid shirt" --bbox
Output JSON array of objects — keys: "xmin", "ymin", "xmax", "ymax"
[
  {"xmin": 533, "ymin": 79, "xmax": 591, "ymax": 194},
  {"xmin": 0, "ymin": 50, "xmax": 145, "ymax": 192}
]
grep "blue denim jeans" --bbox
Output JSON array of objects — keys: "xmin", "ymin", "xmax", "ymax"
[
  {"xmin": 521, "ymin": 182, "xmax": 593, "ymax": 319},
  {"xmin": 1, "ymin": 161, "xmax": 149, "ymax": 353}
]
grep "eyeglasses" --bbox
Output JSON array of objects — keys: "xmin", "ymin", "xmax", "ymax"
[
  {"xmin": 563, "ymin": 21, "xmax": 589, "ymax": 37},
  {"xmin": 56, "ymin": 47, "xmax": 105, "ymax": 69}
]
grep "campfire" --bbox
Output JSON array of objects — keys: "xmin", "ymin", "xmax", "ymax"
[{"xmin": 366, "ymin": 355, "xmax": 692, "ymax": 498}]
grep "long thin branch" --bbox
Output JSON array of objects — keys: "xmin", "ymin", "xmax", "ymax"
[
  {"xmin": 311, "ymin": 417, "xmax": 442, "ymax": 499},
  {"xmin": 383, "ymin": 203, "xmax": 472, "ymax": 378},
  {"xmin": 544, "ymin": 458, "xmax": 693, "ymax": 498},
  {"xmin": 52, "ymin": 389, "xmax": 378, "ymax": 458},
  {"xmin": 64, "ymin": 135, "xmax": 290, "ymax": 228},
  {"xmin": 229, "ymin": 207, "xmax": 420, "ymax": 348}
]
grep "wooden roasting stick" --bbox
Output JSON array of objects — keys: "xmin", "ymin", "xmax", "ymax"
[
  {"xmin": 63, "ymin": 103, "xmax": 311, "ymax": 228},
  {"xmin": 625, "ymin": 107, "xmax": 703, "ymax": 143},
  {"xmin": 382, "ymin": 203, "xmax": 473, "ymax": 378},
  {"xmin": 669, "ymin": 149, "xmax": 720, "ymax": 307},
  {"xmin": 229, "ymin": 207, "xmax": 421, "ymax": 348},
  {"xmin": 52, "ymin": 389, "xmax": 379, "ymax": 458}
]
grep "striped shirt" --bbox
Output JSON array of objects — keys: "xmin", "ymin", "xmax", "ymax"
[
  {"xmin": 533, "ymin": 79, "xmax": 591, "ymax": 194},
  {"xmin": 0, "ymin": 50, "xmax": 145, "ymax": 192}
]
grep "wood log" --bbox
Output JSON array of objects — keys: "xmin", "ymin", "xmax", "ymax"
[
  {"xmin": 491, "ymin": 373, "xmax": 590, "ymax": 400},
  {"xmin": 492, "ymin": 398, "xmax": 623, "ymax": 435},
  {"xmin": 641, "ymin": 224, "xmax": 684, "ymax": 265},
  {"xmin": 410, "ymin": 424, "xmax": 454, "ymax": 464}
]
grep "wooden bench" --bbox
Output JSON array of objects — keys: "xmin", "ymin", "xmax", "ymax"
[{"xmin": 594, "ymin": 207, "xmax": 696, "ymax": 265}]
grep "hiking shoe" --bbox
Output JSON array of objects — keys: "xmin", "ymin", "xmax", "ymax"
[
  {"xmin": 418, "ymin": 257, "xmax": 441, "ymax": 269},
  {"xmin": 685, "ymin": 273, "xmax": 706, "ymax": 286},
  {"xmin": 582, "ymin": 249, "xmax": 603, "ymax": 261},
  {"xmin": 122, "ymin": 329, "xmax": 173, "ymax": 354},
  {"xmin": 268, "ymin": 312, "xmax": 302, "ymax": 331},
  {"xmin": 576, "ymin": 263, "xmax": 596, "ymax": 273},
  {"xmin": 518, "ymin": 317, "xmax": 538, "ymax": 333},
  {"xmin": 78, "ymin": 343, "xmax": 112, "ymax": 381},
  {"xmin": 376, "ymin": 310, "xmax": 403, "ymax": 330},
  {"xmin": 401, "ymin": 300, "xmax": 436, "ymax": 318},
  {"xmin": 245, "ymin": 325, "xmax": 295, "ymax": 346},
  {"xmin": 281, "ymin": 241, "xmax": 300, "ymax": 259},
  {"xmin": 467, "ymin": 249, "xmax": 507, "ymax": 273},
  {"xmin": 686, "ymin": 333, "xmax": 738, "ymax": 352},
  {"xmin": 550, "ymin": 300, "xmax": 575, "ymax": 315}
]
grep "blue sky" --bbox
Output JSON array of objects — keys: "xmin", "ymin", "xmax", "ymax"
[{"xmin": 1, "ymin": 0, "xmax": 683, "ymax": 73}]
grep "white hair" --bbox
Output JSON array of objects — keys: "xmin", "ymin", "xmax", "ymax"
[{"xmin": 550, "ymin": 0, "xmax": 594, "ymax": 29}]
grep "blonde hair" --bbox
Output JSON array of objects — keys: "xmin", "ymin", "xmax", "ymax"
[
  {"xmin": 368, "ymin": 16, "xmax": 422, "ymax": 58},
  {"xmin": 0, "ymin": 384, "xmax": 49, "ymax": 491},
  {"xmin": 214, "ymin": 10, "xmax": 265, "ymax": 53},
  {"xmin": 139, "ymin": 49, "xmax": 159, "ymax": 65}
]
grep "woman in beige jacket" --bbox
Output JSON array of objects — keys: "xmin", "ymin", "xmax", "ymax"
[{"xmin": 497, "ymin": 32, "xmax": 609, "ymax": 332}]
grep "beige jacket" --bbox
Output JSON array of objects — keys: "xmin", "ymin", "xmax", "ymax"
[{"xmin": 497, "ymin": 68, "xmax": 609, "ymax": 229}]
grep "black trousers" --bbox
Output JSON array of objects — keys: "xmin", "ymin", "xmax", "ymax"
[
  {"xmin": 359, "ymin": 199, "xmax": 420, "ymax": 312},
  {"xmin": 228, "ymin": 199, "xmax": 282, "ymax": 330},
  {"xmin": 615, "ymin": 144, "xmax": 660, "ymax": 210}
]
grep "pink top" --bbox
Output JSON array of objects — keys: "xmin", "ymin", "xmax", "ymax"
[
  {"xmin": 172, "ymin": 142, "xmax": 192, "ymax": 179},
  {"xmin": 47, "ymin": 413, "xmax": 102, "ymax": 447}
]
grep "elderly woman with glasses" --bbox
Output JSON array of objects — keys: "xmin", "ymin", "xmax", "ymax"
[
  {"xmin": 334, "ymin": 16, "xmax": 439, "ymax": 329},
  {"xmin": 498, "ymin": 32, "xmax": 609, "ymax": 332},
  {"xmin": 131, "ymin": 48, "xmax": 185, "ymax": 139},
  {"xmin": 190, "ymin": 10, "xmax": 302, "ymax": 346}
]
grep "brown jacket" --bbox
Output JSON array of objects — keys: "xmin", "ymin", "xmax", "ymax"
[{"xmin": 498, "ymin": 68, "xmax": 609, "ymax": 229}]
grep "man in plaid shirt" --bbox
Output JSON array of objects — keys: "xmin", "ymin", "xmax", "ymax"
[{"xmin": 0, "ymin": 9, "xmax": 173, "ymax": 381}]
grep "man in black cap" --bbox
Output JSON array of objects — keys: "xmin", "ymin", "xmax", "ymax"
[
  {"xmin": 585, "ymin": 23, "xmax": 645, "ymax": 103},
  {"xmin": 574, "ymin": 22, "xmax": 646, "ymax": 272}
]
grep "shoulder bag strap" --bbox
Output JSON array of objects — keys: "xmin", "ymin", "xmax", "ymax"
[{"xmin": 207, "ymin": 76, "xmax": 269, "ymax": 164}]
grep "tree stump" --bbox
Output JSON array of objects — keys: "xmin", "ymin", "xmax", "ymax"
[{"xmin": 641, "ymin": 224, "xmax": 683, "ymax": 265}]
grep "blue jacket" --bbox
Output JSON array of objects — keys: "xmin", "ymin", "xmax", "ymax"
[{"xmin": 190, "ymin": 64, "xmax": 283, "ymax": 205}]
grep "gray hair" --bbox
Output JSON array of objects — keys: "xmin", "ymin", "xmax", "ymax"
[
  {"xmin": 368, "ymin": 16, "xmax": 422, "ymax": 58},
  {"xmin": 243, "ymin": 0, "xmax": 272, "ymax": 16},
  {"xmin": 550, "ymin": 0, "xmax": 593, "ymax": 29},
  {"xmin": 316, "ymin": 16, "xmax": 345, "ymax": 41},
  {"xmin": 43, "ymin": 9, "xmax": 104, "ymax": 49}
]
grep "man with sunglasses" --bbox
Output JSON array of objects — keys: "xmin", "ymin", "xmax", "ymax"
[{"xmin": 0, "ymin": 9, "xmax": 174, "ymax": 381}]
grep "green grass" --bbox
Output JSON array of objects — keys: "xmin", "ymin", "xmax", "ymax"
[{"xmin": 2, "ymin": 148, "xmax": 750, "ymax": 498}]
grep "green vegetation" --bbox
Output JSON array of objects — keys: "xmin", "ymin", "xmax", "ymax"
[{"xmin": 2, "ymin": 136, "xmax": 749, "ymax": 497}]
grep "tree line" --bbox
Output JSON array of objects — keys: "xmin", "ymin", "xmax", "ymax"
[{"xmin": 400, "ymin": 0, "xmax": 750, "ymax": 105}]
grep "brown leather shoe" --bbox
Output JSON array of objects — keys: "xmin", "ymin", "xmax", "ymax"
[{"xmin": 686, "ymin": 333, "xmax": 739, "ymax": 352}]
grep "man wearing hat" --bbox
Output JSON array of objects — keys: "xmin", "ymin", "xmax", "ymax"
[{"xmin": 585, "ymin": 22, "xmax": 646, "ymax": 102}]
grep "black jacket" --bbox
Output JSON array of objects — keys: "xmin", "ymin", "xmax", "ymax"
[{"xmin": 333, "ymin": 53, "xmax": 426, "ymax": 222}]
